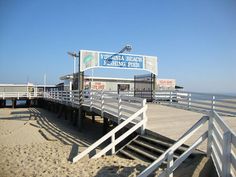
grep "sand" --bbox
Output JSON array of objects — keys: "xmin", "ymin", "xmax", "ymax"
[
  {"xmin": 0, "ymin": 107, "xmax": 216, "ymax": 177},
  {"xmin": 0, "ymin": 108, "xmax": 149, "ymax": 177}
]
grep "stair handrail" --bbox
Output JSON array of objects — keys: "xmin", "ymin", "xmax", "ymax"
[
  {"xmin": 73, "ymin": 104, "xmax": 147, "ymax": 163},
  {"xmin": 138, "ymin": 115, "xmax": 209, "ymax": 177}
]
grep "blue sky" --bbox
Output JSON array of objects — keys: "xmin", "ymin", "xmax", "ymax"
[{"xmin": 0, "ymin": 0, "xmax": 235, "ymax": 93}]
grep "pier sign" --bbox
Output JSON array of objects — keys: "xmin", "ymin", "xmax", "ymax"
[
  {"xmin": 80, "ymin": 50, "xmax": 158, "ymax": 74},
  {"xmin": 99, "ymin": 53, "xmax": 143, "ymax": 69}
]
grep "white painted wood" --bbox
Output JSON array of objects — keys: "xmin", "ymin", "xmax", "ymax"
[
  {"xmin": 211, "ymin": 146, "xmax": 223, "ymax": 177},
  {"xmin": 118, "ymin": 95, "xmax": 122, "ymax": 124},
  {"xmin": 73, "ymin": 106, "xmax": 147, "ymax": 163},
  {"xmin": 92, "ymin": 120, "xmax": 145, "ymax": 159},
  {"xmin": 207, "ymin": 115, "xmax": 213, "ymax": 157},
  {"xmin": 222, "ymin": 131, "xmax": 232, "ymax": 177},
  {"xmin": 111, "ymin": 134, "xmax": 115, "ymax": 154},
  {"xmin": 170, "ymin": 131, "xmax": 208, "ymax": 172},
  {"xmin": 167, "ymin": 151, "xmax": 174, "ymax": 177},
  {"xmin": 231, "ymin": 151, "xmax": 236, "ymax": 171}
]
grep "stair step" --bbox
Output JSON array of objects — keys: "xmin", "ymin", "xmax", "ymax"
[
  {"xmin": 132, "ymin": 139, "xmax": 179, "ymax": 159},
  {"xmin": 119, "ymin": 149, "xmax": 153, "ymax": 163},
  {"xmin": 126, "ymin": 144, "xmax": 157, "ymax": 161},
  {"xmin": 139, "ymin": 135, "xmax": 188, "ymax": 153}
]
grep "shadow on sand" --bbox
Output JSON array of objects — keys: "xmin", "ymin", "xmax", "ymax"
[{"xmin": 28, "ymin": 108, "xmax": 104, "ymax": 160}]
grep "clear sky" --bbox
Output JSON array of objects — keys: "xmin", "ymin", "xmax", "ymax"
[{"xmin": 0, "ymin": 0, "xmax": 235, "ymax": 93}]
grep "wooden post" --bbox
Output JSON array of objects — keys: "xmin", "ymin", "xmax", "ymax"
[
  {"xmin": 211, "ymin": 96, "xmax": 215, "ymax": 111},
  {"xmin": 111, "ymin": 133, "xmax": 115, "ymax": 154},
  {"xmin": 90, "ymin": 90, "xmax": 93, "ymax": 111},
  {"xmin": 12, "ymin": 99, "xmax": 16, "ymax": 108},
  {"xmin": 222, "ymin": 131, "xmax": 232, "ymax": 177},
  {"xmin": 103, "ymin": 117, "xmax": 109, "ymax": 135},
  {"xmin": 141, "ymin": 99, "xmax": 147, "ymax": 135},
  {"xmin": 188, "ymin": 93, "xmax": 191, "ymax": 109},
  {"xmin": 118, "ymin": 95, "xmax": 122, "ymax": 124},
  {"xmin": 207, "ymin": 115, "xmax": 213, "ymax": 157},
  {"xmin": 92, "ymin": 114, "xmax": 95, "ymax": 123},
  {"xmin": 167, "ymin": 151, "xmax": 174, "ymax": 177},
  {"xmin": 101, "ymin": 91, "xmax": 104, "ymax": 117},
  {"xmin": 70, "ymin": 109, "xmax": 74, "ymax": 123},
  {"xmin": 78, "ymin": 108, "xmax": 82, "ymax": 131},
  {"xmin": 73, "ymin": 109, "xmax": 78, "ymax": 126},
  {"xmin": 169, "ymin": 91, "xmax": 172, "ymax": 104}
]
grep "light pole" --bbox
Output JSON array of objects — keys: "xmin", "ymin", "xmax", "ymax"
[
  {"xmin": 67, "ymin": 51, "xmax": 77, "ymax": 74},
  {"xmin": 117, "ymin": 44, "xmax": 132, "ymax": 94},
  {"xmin": 68, "ymin": 51, "xmax": 82, "ymax": 130},
  {"xmin": 67, "ymin": 51, "xmax": 81, "ymax": 90},
  {"xmin": 118, "ymin": 44, "xmax": 132, "ymax": 53}
]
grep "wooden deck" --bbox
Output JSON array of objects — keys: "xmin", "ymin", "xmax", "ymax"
[{"xmin": 146, "ymin": 103, "xmax": 236, "ymax": 151}]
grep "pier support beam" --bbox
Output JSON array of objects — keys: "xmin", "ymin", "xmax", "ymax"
[
  {"xmin": 73, "ymin": 109, "xmax": 78, "ymax": 126},
  {"xmin": 92, "ymin": 114, "xmax": 95, "ymax": 123},
  {"xmin": 77, "ymin": 108, "xmax": 82, "ymax": 131},
  {"xmin": 103, "ymin": 117, "xmax": 109, "ymax": 135},
  {"xmin": 77, "ymin": 108, "xmax": 85, "ymax": 131},
  {"xmin": 0, "ymin": 100, "xmax": 6, "ymax": 108},
  {"xmin": 12, "ymin": 99, "xmax": 16, "ymax": 108},
  {"xmin": 26, "ymin": 99, "xmax": 31, "ymax": 107}
]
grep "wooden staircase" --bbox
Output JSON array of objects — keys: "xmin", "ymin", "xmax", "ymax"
[{"xmin": 117, "ymin": 134, "xmax": 203, "ymax": 166}]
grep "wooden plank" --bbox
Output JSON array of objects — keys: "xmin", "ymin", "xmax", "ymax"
[
  {"xmin": 212, "ymin": 147, "xmax": 223, "ymax": 177},
  {"xmin": 171, "ymin": 131, "xmax": 208, "ymax": 172},
  {"xmin": 231, "ymin": 151, "xmax": 236, "ymax": 172},
  {"xmin": 92, "ymin": 120, "xmax": 145, "ymax": 158},
  {"xmin": 212, "ymin": 121, "xmax": 224, "ymax": 144},
  {"xmin": 222, "ymin": 131, "xmax": 232, "ymax": 177},
  {"xmin": 72, "ymin": 105, "xmax": 146, "ymax": 162}
]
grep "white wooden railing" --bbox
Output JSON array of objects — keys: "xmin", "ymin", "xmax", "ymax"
[
  {"xmin": 138, "ymin": 111, "xmax": 236, "ymax": 177},
  {"xmin": 0, "ymin": 91, "xmax": 42, "ymax": 99},
  {"xmin": 44, "ymin": 90, "xmax": 148, "ymax": 163},
  {"xmin": 44, "ymin": 90, "xmax": 146, "ymax": 125},
  {"xmin": 154, "ymin": 90, "xmax": 236, "ymax": 116},
  {"xmin": 73, "ymin": 104, "xmax": 147, "ymax": 162}
]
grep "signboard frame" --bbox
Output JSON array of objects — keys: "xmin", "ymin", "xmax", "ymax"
[{"xmin": 79, "ymin": 50, "xmax": 158, "ymax": 75}]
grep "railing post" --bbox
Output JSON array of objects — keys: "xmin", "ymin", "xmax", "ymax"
[
  {"xmin": 101, "ymin": 90, "xmax": 104, "ymax": 117},
  {"xmin": 170, "ymin": 91, "xmax": 172, "ymax": 104},
  {"xmin": 3, "ymin": 92, "xmax": 5, "ymax": 99},
  {"xmin": 90, "ymin": 90, "xmax": 93, "ymax": 111},
  {"xmin": 188, "ymin": 93, "xmax": 191, "ymax": 109},
  {"xmin": 141, "ymin": 99, "xmax": 147, "ymax": 135},
  {"xmin": 111, "ymin": 133, "xmax": 115, "ymax": 154},
  {"xmin": 222, "ymin": 131, "xmax": 232, "ymax": 177},
  {"xmin": 207, "ymin": 115, "xmax": 213, "ymax": 157},
  {"xmin": 211, "ymin": 96, "xmax": 215, "ymax": 111},
  {"xmin": 118, "ymin": 95, "xmax": 122, "ymax": 124},
  {"xmin": 17, "ymin": 93, "xmax": 19, "ymax": 100},
  {"xmin": 167, "ymin": 151, "xmax": 174, "ymax": 177}
]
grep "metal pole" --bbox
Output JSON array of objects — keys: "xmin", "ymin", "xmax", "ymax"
[{"xmin": 73, "ymin": 56, "xmax": 76, "ymax": 73}]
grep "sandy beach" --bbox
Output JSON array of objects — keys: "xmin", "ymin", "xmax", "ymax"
[
  {"xmin": 0, "ymin": 108, "xmax": 150, "ymax": 177},
  {"xmin": 0, "ymin": 107, "xmax": 216, "ymax": 177}
]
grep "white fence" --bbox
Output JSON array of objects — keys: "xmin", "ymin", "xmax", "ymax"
[
  {"xmin": 154, "ymin": 90, "xmax": 236, "ymax": 116},
  {"xmin": 138, "ymin": 111, "xmax": 236, "ymax": 177},
  {"xmin": 43, "ymin": 90, "xmax": 148, "ymax": 163},
  {"xmin": 73, "ymin": 104, "xmax": 147, "ymax": 162},
  {"xmin": 0, "ymin": 91, "xmax": 42, "ymax": 99},
  {"xmin": 44, "ymin": 90, "xmax": 146, "ymax": 125}
]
